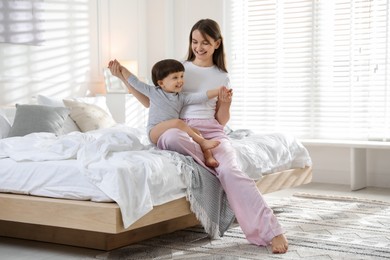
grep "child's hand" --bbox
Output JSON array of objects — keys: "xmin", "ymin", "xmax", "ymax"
[
  {"xmin": 218, "ymin": 86, "xmax": 233, "ymax": 103},
  {"xmin": 108, "ymin": 59, "xmax": 123, "ymax": 79}
]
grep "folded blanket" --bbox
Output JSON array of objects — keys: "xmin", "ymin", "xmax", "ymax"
[{"xmin": 162, "ymin": 151, "xmax": 235, "ymax": 238}]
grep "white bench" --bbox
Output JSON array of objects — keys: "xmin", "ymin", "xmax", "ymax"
[{"xmin": 300, "ymin": 139, "xmax": 390, "ymax": 191}]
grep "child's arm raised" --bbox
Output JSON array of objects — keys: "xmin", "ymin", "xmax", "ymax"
[{"xmin": 108, "ymin": 60, "xmax": 150, "ymax": 108}]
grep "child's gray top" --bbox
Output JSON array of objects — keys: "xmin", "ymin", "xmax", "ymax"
[{"xmin": 127, "ymin": 75, "xmax": 209, "ymax": 135}]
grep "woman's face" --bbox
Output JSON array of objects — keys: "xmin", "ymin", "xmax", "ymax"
[{"xmin": 191, "ymin": 29, "xmax": 220, "ymax": 65}]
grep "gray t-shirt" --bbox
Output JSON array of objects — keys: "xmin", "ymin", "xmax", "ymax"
[{"xmin": 127, "ymin": 75, "xmax": 208, "ymax": 135}]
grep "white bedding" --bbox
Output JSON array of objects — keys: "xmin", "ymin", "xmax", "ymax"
[
  {"xmin": 0, "ymin": 158, "xmax": 111, "ymax": 202},
  {"xmin": 0, "ymin": 124, "xmax": 312, "ymax": 228}
]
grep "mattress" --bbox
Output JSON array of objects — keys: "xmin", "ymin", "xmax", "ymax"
[
  {"xmin": 0, "ymin": 157, "xmax": 187, "ymax": 204},
  {"xmin": 0, "ymin": 158, "xmax": 110, "ymax": 202}
]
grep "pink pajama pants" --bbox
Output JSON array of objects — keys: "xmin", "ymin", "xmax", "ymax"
[{"xmin": 157, "ymin": 118, "xmax": 284, "ymax": 246}]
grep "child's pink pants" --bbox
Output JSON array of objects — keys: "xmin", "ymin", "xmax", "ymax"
[{"xmin": 157, "ymin": 118, "xmax": 284, "ymax": 246}]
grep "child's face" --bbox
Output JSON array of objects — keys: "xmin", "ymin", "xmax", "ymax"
[{"xmin": 158, "ymin": 71, "xmax": 184, "ymax": 93}]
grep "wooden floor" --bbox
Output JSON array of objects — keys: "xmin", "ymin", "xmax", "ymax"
[{"xmin": 1, "ymin": 182, "xmax": 390, "ymax": 259}]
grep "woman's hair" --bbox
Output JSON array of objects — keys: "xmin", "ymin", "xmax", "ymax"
[
  {"xmin": 186, "ymin": 18, "xmax": 227, "ymax": 73},
  {"xmin": 151, "ymin": 59, "xmax": 185, "ymax": 86}
]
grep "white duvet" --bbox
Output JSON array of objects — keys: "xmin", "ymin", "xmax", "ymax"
[{"xmin": 0, "ymin": 124, "xmax": 312, "ymax": 228}]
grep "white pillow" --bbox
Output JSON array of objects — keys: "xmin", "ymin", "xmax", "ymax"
[
  {"xmin": 1, "ymin": 107, "xmax": 16, "ymax": 125},
  {"xmin": 63, "ymin": 99, "xmax": 116, "ymax": 132},
  {"xmin": 36, "ymin": 95, "xmax": 64, "ymax": 107},
  {"xmin": 0, "ymin": 109, "xmax": 11, "ymax": 139},
  {"xmin": 37, "ymin": 95, "xmax": 114, "ymax": 130},
  {"xmin": 37, "ymin": 95, "xmax": 80, "ymax": 133},
  {"xmin": 67, "ymin": 96, "xmax": 113, "ymax": 117}
]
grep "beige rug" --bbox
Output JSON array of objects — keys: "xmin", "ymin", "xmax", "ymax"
[{"xmin": 96, "ymin": 194, "xmax": 390, "ymax": 259}]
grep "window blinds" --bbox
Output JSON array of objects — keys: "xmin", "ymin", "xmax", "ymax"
[
  {"xmin": 0, "ymin": 0, "xmax": 44, "ymax": 45},
  {"xmin": 227, "ymin": 0, "xmax": 390, "ymax": 141}
]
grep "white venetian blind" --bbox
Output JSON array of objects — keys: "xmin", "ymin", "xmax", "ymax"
[
  {"xmin": 227, "ymin": 0, "xmax": 390, "ymax": 141},
  {"xmin": 0, "ymin": 0, "xmax": 44, "ymax": 45}
]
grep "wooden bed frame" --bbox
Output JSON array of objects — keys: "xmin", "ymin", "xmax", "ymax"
[{"xmin": 0, "ymin": 166, "xmax": 312, "ymax": 250}]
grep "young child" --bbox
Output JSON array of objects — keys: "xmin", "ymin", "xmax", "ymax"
[{"xmin": 108, "ymin": 59, "xmax": 232, "ymax": 168}]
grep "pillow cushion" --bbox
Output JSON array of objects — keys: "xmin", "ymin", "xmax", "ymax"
[
  {"xmin": 37, "ymin": 95, "xmax": 113, "ymax": 116},
  {"xmin": 63, "ymin": 99, "xmax": 116, "ymax": 132},
  {"xmin": 0, "ymin": 110, "xmax": 11, "ymax": 139},
  {"xmin": 37, "ymin": 95, "xmax": 80, "ymax": 133},
  {"xmin": 36, "ymin": 94, "xmax": 64, "ymax": 107},
  {"xmin": 2, "ymin": 106, "xmax": 17, "ymax": 125},
  {"xmin": 70, "ymin": 96, "xmax": 113, "ymax": 117},
  {"xmin": 7, "ymin": 104, "xmax": 70, "ymax": 137}
]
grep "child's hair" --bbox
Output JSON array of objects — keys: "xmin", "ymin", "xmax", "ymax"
[
  {"xmin": 186, "ymin": 18, "xmax": 227, "ymax": 73},
  {"xmin": 151, "ymin": 59, "xmax": 185, "ymax": 86}
]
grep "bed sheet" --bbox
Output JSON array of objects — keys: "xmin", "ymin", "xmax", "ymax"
[
  {"xmin": 228, "ymin": 129, "xmax": 312, "ymax": 179},
  {"xmin": 0, "ymin": 155, "xmax": 188, "ymax": 205},
  {"xmin": 0, "ymin": 158, "xmax": 111, "ymax": 202},
  {"xmin": 0, "ymin": 156, "xmax": 188, "ymax": 205}
]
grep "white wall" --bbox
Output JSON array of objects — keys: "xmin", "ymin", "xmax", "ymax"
[
  {"xmin": 306, "ymin": 146, "xmax": 390, "ymax": 188},
  {"xmin": 142, "ymin": 0, "xmax": 225, "ymax": 82},
  {"xmin": 98, "ymin": 0, "xmax": 144, "ymax": 79}
]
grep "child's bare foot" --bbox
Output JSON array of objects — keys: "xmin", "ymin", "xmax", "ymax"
[
  {"xmin": 203, "ymin": 148, "xmax": 219, "ymax": 168},
  {"xmin": 200, "ymin": 139, "xmax": 220, "ymax": 150},
  {"xmin": 271, "ymin": 234, "xmax": 288, "ymax": 254},
  {"xmin": 205, "ymin": 156, "xmax": 219, "ymax": 168}
]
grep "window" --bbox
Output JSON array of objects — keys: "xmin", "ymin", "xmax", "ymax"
[
  {"xmin": 226, "ymin": 0, "xmax": 390, "ymax": 141},
  {"xmin": 0, "ymin": 0, "xmax": 95, "ymax": 105},
  {"xmin": 0, "ymin": 0, "xmax": 44, "ymax": 45}
]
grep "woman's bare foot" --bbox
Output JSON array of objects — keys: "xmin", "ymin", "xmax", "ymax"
[
  {"xmin": 271, "ymin": 234, "xmax": 288, "ymax": 254},
  {"xmin": 200, "ymin": 139, "xmax": 220, "ymax": 150}
]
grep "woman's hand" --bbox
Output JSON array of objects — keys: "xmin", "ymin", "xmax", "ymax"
[
  {"xmin": 218, "ymin": 86, "xmax": 233, "ymax": 103},
  {"xmin": 215, "ymin": 86, "xmax": 233, "ymax": 125}
]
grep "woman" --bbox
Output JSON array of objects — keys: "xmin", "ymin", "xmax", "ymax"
[{"xmin": 108, "ymin": 18, "xmax": 288, "ymax": 254}]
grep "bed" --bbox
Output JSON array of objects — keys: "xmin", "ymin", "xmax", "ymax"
[{"xmin": 0, "ymin": 96, "xmax": 312, "ymax": 250}]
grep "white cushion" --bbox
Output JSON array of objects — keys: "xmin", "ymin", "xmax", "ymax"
[
  {"xmin": 63, "ymin": 99, "xmax": 116, "ymax": 132},
  {"xmin": 0, "ymin": 109, "xmax": 11, "ymax": 139},
  {"xmin": 67, "ymin": 96, "xmax": 113, "ymax": 117}
]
